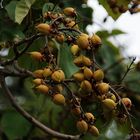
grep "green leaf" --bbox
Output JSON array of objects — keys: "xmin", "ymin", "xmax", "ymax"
[
  {"xmin": 111, "ymin": 29, "xmax": 125, "ymax": 36},
  {"xmin": 42, "ymin": 3, "xmax": 54, "ymax": 15},
  {"xmin": 15, "ymin": 0, "xmax": 36, "ymax": 24},
  {"xmin": 1, "ymin": 111, "xmax": 31, "ymax": 140},
  {"xmin": 5, "ymin": 1, "xmax": 17, "ymax": 21}
]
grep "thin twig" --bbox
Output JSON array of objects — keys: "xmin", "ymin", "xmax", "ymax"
[
  {"xmin": 0, "ymin": 77, "xmax": 80, "ymax": 140},
  {"xmin": 58, "ymin": 27, "xmax": 82, "ymax": 34}
]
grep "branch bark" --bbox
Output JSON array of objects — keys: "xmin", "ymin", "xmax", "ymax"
[{"xmin": 0, "ymin": 76, "xmax": 80, "ymax": 140}]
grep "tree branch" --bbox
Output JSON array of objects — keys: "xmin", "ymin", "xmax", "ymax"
[{"xmin": 0, "ymin": 77, "xmax": 80, "ymax": 140}]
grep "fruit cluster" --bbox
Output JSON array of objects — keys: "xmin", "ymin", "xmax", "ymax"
[{"xmin": 28, "ymin": 7, "xmax": 132, "ymax": 137}]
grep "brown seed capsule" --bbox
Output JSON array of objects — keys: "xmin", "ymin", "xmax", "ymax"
[
  {"xmin": 71, "ymin": 107, "xmax": 81, "ymax": 116},
  {"xmin": 80, "ymin": 80, "xmax": 92, "ymax": 92},
  {"xmin": 63, "ymin": 7, "xmax": 76, "ymax": 16},
  {"xmin": 96, "ymin": 82, "xmax": 109, "ymax": 95},
  {"xmin": 53, "ymin": 94, "xmax": 65, "ymax": 105},
  {"xmin": 51, "ymin": 70, "xmax": 65, "ymax": 82},
  {"xmin": 76, "ymin": 120, "xmax": 88, "ymax": 133},
  {"xmin": 102, "ymin": 98, "xmax": 116, "ymax": 110},
  {"xmin": 33, "ymin": 69, "xmax": 44, "ymax": 78},
  {"xmin": 33, "ymin": 78, "xmax": 43, "ymax": 85},
  {"xmin": 43, "ymin": 68, "xmax": 52, "ymax": 78},
  {"xmin": 28, "ymin": 51, "xmax": 43, "ymax": 61},
  {"xmin": 85, "ymin": 112, "xmax": 95, "ymax": 122},
  {"xmin": 88, "ymin": 125, "xmax": 99, "ymax": 137},
  {"xmin": 91, "ymin": 34, "xmax": 102, "ymax": 47},
  {"xmin": 121, "ymin": 98, "xmax": 132, "ymax": 109},
  {"xmin": 84, "ymin": 67, "xmax": 93, "ymax": 80},
  {"xmin": 93, "ymin": 69, "xmax": 104, "ymax": 82},
  {"xmin": 76, "ymin": 34, "xmax": 89, "ymax": 50},
  {"xmin": 36, "ymin": 23, "xmax": 51, "ymax": 34},
  {"xmin": 36, "ymin": 84, "xmax": 49, "ymax": 94},
  {"xmin": 71, "ymin": 44, "xmax": 80, "ymax": 55},
  {"xmin": 55, "ymin": 34, "xmax": 65, "ymax": 43},
  {"xmin": 73, "ymin": 72, "xmax": 85, "ymax": 82}
]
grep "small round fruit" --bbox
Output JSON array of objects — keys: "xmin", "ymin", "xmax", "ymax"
[
  {"xmin": 53, "ymin": 94, "xmax": 65, "ymax": 105},
  {"xmin": 28, "ymin": 51, "xmax": 43, "ymax": 61},
  {"xmin": 88, "ymin": 125, "xmax": 99, "ymax": 137},
  {"xmin": 102, "ymin": 98, "xmax": 116, "ymax": 110},
  {"xmin": 54, "ymin": 84, "xmax": 63, "ymax": 92},
  {"xmin": 36, "ymin": 23, "xmax": 51, "ymax": 34},
  {"xmin": 33, "ymin": 69, "xmax": 44, "ymax": 78},
  {"xmin": 80, "ymin": 80, "xmax": 92, "ymax": 92},
  {"xmin": 82, "ymin": 56, "xmax": 92, "ymax": 66},
  {"xmin": 71, "ymin": 107, "xmax": 81, "ymax": 116},
  {"xmin": 93, "ymin": 69, "xmax": 104, "ymax": 82},
  {"xmin": 51, "ymin": 70, "xmax": 65, "ymax": 82},
  {"xmin": 63, "ymin": 7, "xmax": 76, "ymax": 16},
  {"xmin": 85, "ymin": 112, "xmax": 95, "ymax": 122},
  {"xmin": 96, "ymin": 82, "xmax": 109, "ymax": 95},
  {"xmin": 36, "ymin": 84, "xmax": 49, "ymax": 94},
  {"xmin": 33, "ymin": 78, "xmax": 43, "ymax": 85},
  {"xmin": 43, "ymin": 68, "xmax": 52, "ymax": 78},
  {"xmin": 76, "ymin": 120, "xmax": 88, "ymax": 133},
  {"xmin": 91, "ymin": 34, "xmax": 102, "ymax": 46},
  {"xmin": 55, "ymin": 34, "xmax": 65, "ymax": 43},
  {"xmin": 76, "ymin": 34, "xmax": 89, "ymax": 50},
  {"xmin": 66, "ymin": 21, "xmax": 78, "ymax": 29},
  {"xmin": 73, "ymin": 72, "xmax": 85, "ymax": 82},
  {"xmin": 107, "ymin": 92, "xmax": 116, "ymax": 102},
  {"xmin": 71, "ymin": 44, "xmax": 80, "ymax": 55},
  {"xmin": 84, "ymin": 67, "xmax": 93, "ymax": 80},
  {"xmin": 121, "ymin": 98, "xmax": 132, "ymax": 109}
]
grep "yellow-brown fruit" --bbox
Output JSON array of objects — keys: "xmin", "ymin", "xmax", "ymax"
[
  {"xmin": 121, "ymin": 98, "xmax": 132, "ymax": 109},
  {"xmin": 33, "ymin": 78, "xmax": 43, "ymax": 85},
  {"xmin": 53, "ymin": 94, "xmax": 65, "ymax": 105},
  {"xmin": 63, "ymin": 7, "xmax": 76, "ymax": 16},
  {"xmin": 102, "ymin": 98, "xmax": 116, "ymax": 110},
  {"xmin": 71, "ymin": 44, "xmax": 80, "ymax": 55},
  {"xmin": 80, "ymin": 80, "xmax": 92, "ymax": 92},
  {"xmin": 93, "ymin": 69, "xmax": 104, "ymax": 82},
  {"xmin": 107, "ymin": 92, "xmax": 116, "ymax": 102},
  {"xmin": 51, "ymin": 70, "xmax": 65, "ymax": 82},
  {"xmin": 71, "ymin": 107, "xmax": 81, "ymax": 116},
  {"xmin": 54, "ymin": 85, "xmax": 63, "ymax": 92},
  {"xmin": 33, "ymin": 69, "xmax": 44, "ymax": 78},
  {"xmin": 82, "ymin": 56, "xmax": 92, "ymax": 66},
  {"xmin": 91, "ymin": 34, "xmax": 102, "ymax": 47},
  {"xmin": 96, "ymin": 82, "xmax": 109, "ymax": 95},
  {"xmin": 55, "ymin": 34, "xmax": 65, "ymax": 43},
  {"xmin": 85, "ymin": 112, "xmax": 95, "ymax": 122},
  {"xmin": 36, "ymin": 84, "xmax": 49, "ymax": 94},
  {"xmin": 66, "ymin": 21, "xmax": 78, "ymax": 29},
  {"xmin": 43, "ymin": 68, "xmax": 52, "ymax": 78},
  {"xmin": 88, "ymin": 125, "xmax": 99, "ymax": 137},
  {"xmin": 76, "ymin": 120, "xmax": 88, "ymax": 133},
  {"xmin": 84, "ymin": 67, "xmax": 93, "ymax": 80},
  {"xmin": 28, "ymin": 51, "xmax": 43, "ymax": 61},
  {"xmin": 36, "ymin": 23, "xmax": 51, "ymax": 34},
  {"xmin": 73, "ymin": 72, "xmax": 85, "ymax": 82},
  {"xmin": 76, "ymin": 34, "xmax": 89, "ymax": 50}
]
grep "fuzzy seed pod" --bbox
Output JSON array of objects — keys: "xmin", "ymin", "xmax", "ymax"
[
  {"xmin": 71, "ymin": 44, "xmax": 80, "ymax": 55},
  {"xmin": 63, "ymin": 7, "xmax": 76, "ymax": 16},
  {"xmin": 121, "ymin": 98, "xmax": 132, "ymax": 109},
  {"xmin": 93, "ymin": 69, "xmax": 104, "ymax": 82},
  {"xmin": 102, "ymin": 98, "xmax": 116, "ymax": 110},
  {"xmin": 96, "ymin": 82, "xmax": 109, "ymax": 95},
  {"xmin": 55, "ymin": 34, "xmax": 65, "ymax": 43},
  {"xmin": 88, "ymin": 125, "xmax": 99, "ymax": 137},
  {"xmin": 36, "ymin": 23, "xmax": 51, "ymax": 34},
  {"xmin": 76, "ymin": 120, "xmax": 88, "ymax": 133},
  {"xmin": 73, "ymin": 72, "xmax": 85, "ymax": 82},
  {"xmin": 51, "ymin": 70, "xmax": 65, "ymax": 82},
  {"xmin": 43, "ymin": 68, "xmax": 52, "ymax": 78},
  {"xmin": 71, "ymin": 107, "xmax": 81, "ymax": 116},
  {"xmin": 53, "ymin": 94, "xmax": 65, "ymax": 105},
  {"xmin": 36, "ymin": 84, "xmax": 49, "ymax": 94},
  {"xmin": 85, "ymin": 112, "xmax": 95, "ymax": 122},
  {"xmin": 33, "ymin": 78, "xmax": 43, "ymax": 85},
  {"xmin": 33, "ymin": 69, "xmax": 44, "ymax": 78},
  {"xmin": 84, "ymin": 67, "xmax": 93, "ymax": 80},
  {"xmin": 80, "ymin": 80, "xmax": 92, "ymax": 92},
  {"xmin": 76, "ymin": 34, "xmax": 89, "ymax": 50},
  {"xmin": 28, "ymin": 51, "xmax": 43, "ymax": 61},
  {"xmin": 91, "ymin": 34, "xmax": 102, "ymax": 47}
]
